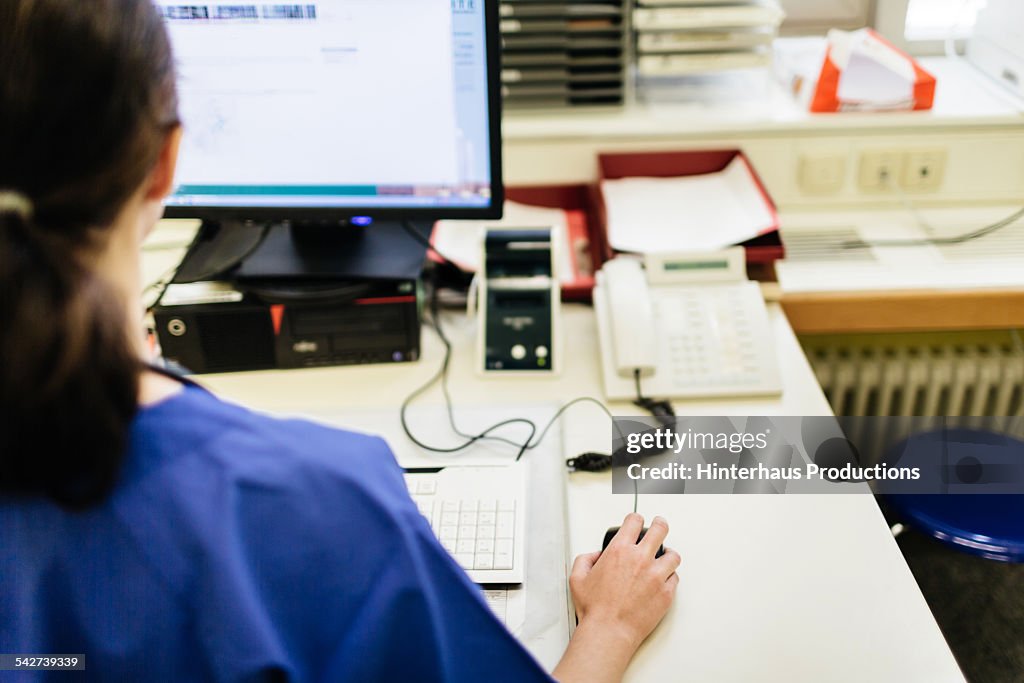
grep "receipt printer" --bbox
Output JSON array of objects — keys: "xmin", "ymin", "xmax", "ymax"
[{"xmin": 477, "ymin": 228, "xmax": 559, "ymax": 375}]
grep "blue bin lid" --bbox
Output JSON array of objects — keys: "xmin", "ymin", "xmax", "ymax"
[{"xmin": 881, "ymin": 428, "xmax": 1024, "ymax": 562}]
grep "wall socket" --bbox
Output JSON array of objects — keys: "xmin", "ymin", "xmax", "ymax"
[
  {"xmin": 902, "ymin": 149, "xmax": 947, "ymax": 192},
  {"xmin": 799, "ymin": 154, "xmax": 847, "ymax": 194},
  {"xmin": 858, "ymin": 149, "xmax": 948, "ymax": 193},
  {"xmin": 859, "ymin": 151, "xmax": 904, "ymax": 192}
]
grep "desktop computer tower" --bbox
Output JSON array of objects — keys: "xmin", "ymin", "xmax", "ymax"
[{"xmin": 153, "ymin": 278, "xmax": 421, "ymax": 374}]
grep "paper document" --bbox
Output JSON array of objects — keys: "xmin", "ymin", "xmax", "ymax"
[
  {"xmin": 637, "ymin": 50, "xmax": 772, "ymax": 77},
  {"xmin": 776, "ymin": 30, "xmax": 933, "ymax": 112},
  {"xmin": 633, "ymin": 4, "xmax": 785, "ymax": 31},
  {"xmin": 432, "ymin": 201, "xmax": 576, "ymax": 284},
  {"xmin": 601, "ymin": 156, "xmax": 776, "ymax": 254},
  {"xmin": 832, "ymin": 29, "xmax": 915, "ymax": 110}
]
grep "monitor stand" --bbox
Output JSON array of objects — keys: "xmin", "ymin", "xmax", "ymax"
[
  {"xmin": 287, "ymin": 218, "xmax": 371, "ymax": 247},
  {"xmin": 172, "ymin": 219, "xmax": 270, "ymax": 283},
  {"xmin": 171, "ymin": 218, "xmax": 428, "ymax": 284}
]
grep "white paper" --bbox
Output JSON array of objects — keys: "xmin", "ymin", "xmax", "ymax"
[
  {"xmin": 601, "ymin": 156, "xmax": 775, "ymax": 254},
  {"xmin": 432, "ymin": 201, "xmax": 578, "ymax": 284},
  {"xmin": 836, "ymin": 30, "xmax": 915, "ymax": 109}
]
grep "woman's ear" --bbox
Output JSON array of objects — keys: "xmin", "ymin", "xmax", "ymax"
[{"xmin": 146, "ymin": 125, "xmax": 183, "ymax": 201}]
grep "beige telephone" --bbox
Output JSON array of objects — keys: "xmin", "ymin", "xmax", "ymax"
[{"xmin": 593, "ymin": 250, "xmax": 782, "ymax": 401}]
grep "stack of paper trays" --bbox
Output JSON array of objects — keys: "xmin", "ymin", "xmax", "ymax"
[
  {"xmin": 633, "ymin": 0, "xmax": 784, "ymax": 100},
  {"xmin": 500, "ymin": 0, "xmax": 627, "ymax": 108}
]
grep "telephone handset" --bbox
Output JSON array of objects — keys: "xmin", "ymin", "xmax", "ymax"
[
  {"xmin": 595, "ymin": 258, "xmax": 657, "ymax": 379},
  {"xmin": 594, "ymin": 252, "xmax": 782, "ymax": 401}
]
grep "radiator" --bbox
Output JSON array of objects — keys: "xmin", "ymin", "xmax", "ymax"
[{"xmin": 802, "ymin": 331, "xmax": 1024, "ymax": 417}]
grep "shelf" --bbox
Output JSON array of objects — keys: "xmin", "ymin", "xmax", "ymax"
[{"xmin": 504, "ymin": 57, "xmax": 1024, "ymax": 140}]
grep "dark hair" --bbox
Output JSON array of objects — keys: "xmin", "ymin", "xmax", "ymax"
[{"xmin": 0, "ymin": 0, "xmax": 179, "ymax": 508}]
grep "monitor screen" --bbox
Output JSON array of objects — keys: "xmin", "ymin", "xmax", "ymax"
[{"xmin": 157, "ymin": 1, "xmax": 502, "ymax": 220}]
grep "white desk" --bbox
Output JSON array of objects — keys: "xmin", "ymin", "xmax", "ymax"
[
  {"xmin": 777, "ymin": 205, "xmax": 1024, "ymax": 295},
  {"xmin": 195, "ymin": 315, "xmax": 964, "ymax": 681},
  {"xmin": 146, "ymin": 221, "xmax": 963, "ymax": 682}
]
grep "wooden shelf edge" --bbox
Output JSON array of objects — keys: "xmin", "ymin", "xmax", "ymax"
[{"xmin": 782, "ymin": 288, "xmax": 1024, "ymax": 335}]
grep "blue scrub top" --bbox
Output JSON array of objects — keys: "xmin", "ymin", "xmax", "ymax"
[{"xmin": 0, "ymin": 386, "xmax": 554, "ymax": 682}]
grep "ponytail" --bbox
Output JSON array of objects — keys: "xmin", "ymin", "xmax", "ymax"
[
  {"xmin": 1, "ymin": 0, "xmax": 179, "ymax": 509},
  {"xmin": 0, "ymin": 204, "xmax": 139, "ymax": 509}
]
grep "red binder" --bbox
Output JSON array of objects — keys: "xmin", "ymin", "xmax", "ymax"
[
  {"xmin": 595, "ymin": 149, "xmax": 785, "ymax": 266},
  {"xmin": 505, "ymin": 186, "xmax": 600, "ymax": 301}
]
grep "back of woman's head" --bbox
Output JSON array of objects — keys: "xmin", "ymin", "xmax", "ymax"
[{"xmin": 0, "ymin": 0, "xmax": 178, "ymax": 508}]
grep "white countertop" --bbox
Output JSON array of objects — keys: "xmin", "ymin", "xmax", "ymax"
[
  {"xmin": 504, "ymin": 57, "xmax": 1024, "ymax": 143},
  {"xmin": 146, "ymin": 221, "xmax": 964, "ymax": 682}
]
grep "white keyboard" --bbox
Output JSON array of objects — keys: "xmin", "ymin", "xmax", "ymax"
[{"xmin": 404, "ymin": 464, "xmax": 526, "ymax": 584}]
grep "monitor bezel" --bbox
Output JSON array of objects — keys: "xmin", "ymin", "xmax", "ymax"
[{"xmin": 162, "ymin": 0, "xmax": 504, "ymax": 222}]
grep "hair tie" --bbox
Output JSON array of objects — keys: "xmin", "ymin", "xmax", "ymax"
[{"xmin": 0, "ymin": 191, "xmax": 34, "ymax": 221}]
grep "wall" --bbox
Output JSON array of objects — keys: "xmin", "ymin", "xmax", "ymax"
[{"xmin": 502, "ymin": 58, "xmax": 1024, "ymax": 211}]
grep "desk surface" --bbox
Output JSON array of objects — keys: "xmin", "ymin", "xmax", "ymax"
[
  {"xmin": 778, "ymin": 205, "xmax": 1024, "ymax": 333},
  {"xmin": 179, "ymin": 292, "xmax": 963, "ymax": 682}
]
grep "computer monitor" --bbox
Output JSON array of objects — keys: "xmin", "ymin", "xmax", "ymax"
[{"xmin": 157, "ymin": 0, "xmax": 503, "ymax": 222}]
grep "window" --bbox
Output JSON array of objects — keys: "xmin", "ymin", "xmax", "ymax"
[
  {"xmin": 777, "ymin": 0, "xmax": 991, "ymax": 54},
  {"xmin": 876, "ymin": 0, "xmax": 989, "ymax": 55},
  {"xmin": 904, "ymin": 0, "xmax": 986, "ymax": 41},
  {"xmin": 778, "ymin": 0, "xmax": 873, "ymax": 35}
]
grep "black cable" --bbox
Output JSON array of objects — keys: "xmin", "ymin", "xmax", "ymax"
[
  {"xmin": 143, "ymin": 222, "xmax": 270, "ymax": 311},
  {"xmin": 400, "ymin": 220, "xmax": 464, "ymax": 271},
  {"xmin": 433, "ymin": 280, "xmax": 535, "ymax": 451},
  {"xmin": 533, "ymin": 394, "xmax": 637, "ymax": 515},
  {"xmin": 398, "ymin": 317, "xmax": 538, "ymax": 459},
  {"xmin": 399, "ymin": 277, "xmax": 538, "ymax": 458},
  {"xmin": 565, "ymin": 444, "xmax": 639, "ymax": 514},
  {"xmin": 526, "ymin": 397, "xmax": 617, "ymax": 452},
  {"xmin": 142, "ymin": 264, "xmax": 181, "ymax": 313},
  {"xmin": 632, "ymin": 369, "xmax": 675, "ymax": 418},
  {"xmin": 841, "ymin": 206, "xmax": 1024, "ymax": 250},
  {"xmin": 412, "ymin": 279, "xmax": 616, "ymax": 456},
  {"xmin": 565, "ymin": 452, "xmax": 613, "ymax": 472},
  {"xmin": 399, "ymin": 278, "xmax": 641, "ymax": 512}
]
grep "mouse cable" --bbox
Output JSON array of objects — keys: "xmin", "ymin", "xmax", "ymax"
[
  {"xmin": 522, "ymin": 395, "xmax": 638, "ymax": 516},
  {"xmin": 565, "ymin": 452, "xmax": 613, "ymax": 472},
  {"xmin": 840, "ymin": 205, "xmax": 1024, "ymax": 250},
  {"xmin": 565, "ymin": 447, "xmax": 638, "ymax": 514}
]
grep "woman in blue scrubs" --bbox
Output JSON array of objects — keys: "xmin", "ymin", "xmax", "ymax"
[{"xmin": 0, "ymin": 2, "xmax": 681, "ymax": 681}]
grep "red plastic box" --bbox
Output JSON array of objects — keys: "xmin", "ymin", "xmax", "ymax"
[{"xmin": 595, "ymin": 149, "xmax": 785, "ymax": 266}]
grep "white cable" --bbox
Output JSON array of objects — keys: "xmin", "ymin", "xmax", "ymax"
[
  {"xmin": 465, "ymin": 273, "xmax": 479, "ymax": 318},
  {"xmin": 883, "ymin": 169, "xmax": 936, "ymax": 234},
  {"xmin": 944, "ymin": 0, "xmax": 977, "ymax": 60}
]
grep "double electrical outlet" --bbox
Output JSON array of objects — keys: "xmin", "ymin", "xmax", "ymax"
[
  {"xmin": 858, "ymin": 149, "xmax": 948, "ymax": 193},
  {"xmin": 800, "ymin": 148, "xmax": 948, "ymax": 195}
]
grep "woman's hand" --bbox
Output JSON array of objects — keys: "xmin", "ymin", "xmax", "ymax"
[
  {"xmin": 553, "ymin": 513, "xmax": 681, "ymax": 683},
  {"xmin": 571, "ymin": 513, "xmax": 680, "ymax": 648}
]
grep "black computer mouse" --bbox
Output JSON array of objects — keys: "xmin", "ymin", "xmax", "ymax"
[{"xmin": 603, "ymin": 526, "xmax": 666, "ymax": 558}]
